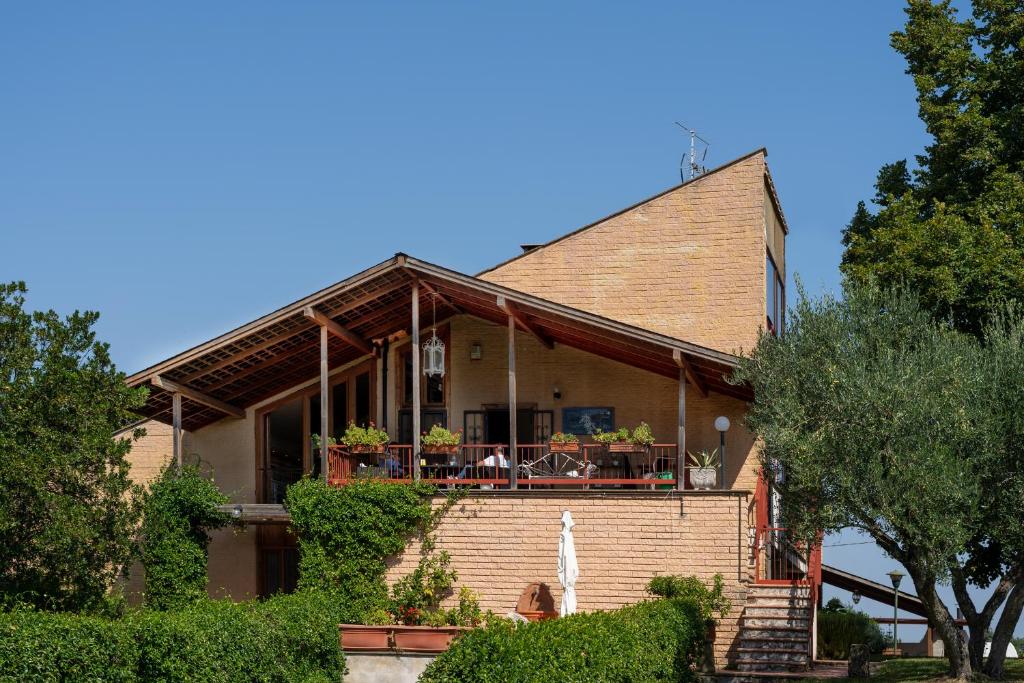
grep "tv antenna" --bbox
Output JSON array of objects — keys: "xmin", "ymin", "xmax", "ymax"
[{"xmin": 675, "ymin": 122, "xmax": 709, "ymax": 182}]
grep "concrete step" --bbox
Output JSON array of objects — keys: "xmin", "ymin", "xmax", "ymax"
[
  {"xmin": 738, "ymin": 626, "xmax": 810, "ymax": 640},
  {"xmin": 739, "ymin": 637, "xmax": 809, "ymax": 652},
  {"xmin": 742, "ymin": 605, "xmax": 811, "ymax": 619},
  {"xmin": 746, "ymin": 585, "xmax": 811, "ymax": 597},
  {"xmin": 744, "ymin": 595, "xmax": 814, "ymax": 609},
  {"xmin": 741, "ymin": 615, "xmax": 811, "ymax": 630},
  {"xmin": 736, "ymin": 648, "xmax": 809, "ymax": 664},
  {"xmin": 734, "ymin": 660, "xmax": 811, "ymax": 674}
]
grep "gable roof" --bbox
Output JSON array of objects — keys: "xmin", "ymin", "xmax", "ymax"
[
  {"xmin": 477, "ymin": 148, "xmax": 785, "ymax": 278},
  {"xmin": 128, "ymin": 254, "xmax": 750, "ymax": 430}
]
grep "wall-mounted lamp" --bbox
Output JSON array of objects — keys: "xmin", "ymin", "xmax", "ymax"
[
  {"xmin": 553, "ymin": 386, "xmax": 562, "ymax": 400},
  {"xmin": 232, "ymin": 504, "xmax": 243, "ymax": 519},
  {"xmin": 470, "ymin": 342, "xmax": 482, "ymax": 361}
]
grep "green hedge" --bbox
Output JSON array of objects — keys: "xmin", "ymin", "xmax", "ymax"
[
  {"xmin": 817, "ymin": 608, "xmax": 886, "ymax": 659},
  {"xmin": 420, "ymin": 599, "xmax": 706, "ymax": 683},
  {"xmin": 0, "ymin": 610, "xmax": 138, "ymax": 683},
  {"xmin": 0, "ymin": 591, "xmax": 347, "ymax": 683}
]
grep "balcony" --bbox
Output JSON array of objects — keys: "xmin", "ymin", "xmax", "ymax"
[{"xmin": 327, "ymin": 443, "xmax": 729, "ymax": 490}]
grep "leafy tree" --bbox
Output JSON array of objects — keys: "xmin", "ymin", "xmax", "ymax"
[
  {"xmin": 0, "ymin": 281, "xmax": 148, "ymax": 612},
  {"xmin": 841, "ymin": 1, "xmax": 1024, "ymax": 337},
  {"xmin": 140, "ymin": 463, "xmax": 230, "ymax": 610},
  {"xmin": 734, "ymin": 284, "xmax": 1024, "ymax": 680}
]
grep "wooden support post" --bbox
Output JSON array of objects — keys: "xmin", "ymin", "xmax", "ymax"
[
  {"xmin": 172, "ymin": 392, "xmax": 183, "ymax": 468},
  {"xmin": 508, "ymin": 313, "xmax": 518, "ymax": 489},
  {"xmin": 319, "ymin": 325, "xmax": 329, "ymax": 480},
  {"xmin": 676, "ymin": 367, "xmax": 686, "ymax": 491},
  {"xmin": 412, "ymin": 282, "xmax": 421, "ymax": 481}
]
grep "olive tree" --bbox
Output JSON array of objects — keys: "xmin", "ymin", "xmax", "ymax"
[{"xmin": 734, "ymin": 284, "xmax": 1024, "ymax": 680}]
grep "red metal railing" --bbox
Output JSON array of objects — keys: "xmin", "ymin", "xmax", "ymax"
[
  {"xmin": 327, "ymin": 444, "xmax": 682, "ymax": 489},
  {"xmin": 752, "ymin": 471, "xmax": 823, "ymax": 600}
]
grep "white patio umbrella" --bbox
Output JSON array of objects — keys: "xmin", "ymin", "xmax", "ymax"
[{"xmin": 558, "ymin": 510, "xmax": 579, "ymax": 616}]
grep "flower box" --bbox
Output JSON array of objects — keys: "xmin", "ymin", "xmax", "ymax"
[
  {"xmin": 391, "ymin": 625, "xmax": 470, "ymax": 653},
  {"xmin": 346, "ymin": 444, "xmax": 386, "ymax": 454},
  {"xmin": 421, "ymin": 444, "xmax": 460, "ymax": 455},
  {"xmin": 607, "ymin": 442, "xmax": 647, "ymax": 453},
  {"xmin": 339, "ymin": 624, "xmax": 391, "ymax": 651},
  {"xmin": 549, "ymin": 442, "xmax": 580, "ymax": 453}
]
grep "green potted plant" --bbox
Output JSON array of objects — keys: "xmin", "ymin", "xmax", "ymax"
[
  {"xmin": 549, "ymin": 431, "xmax": 580, "ymax": 453},
  {"xmin": 687, "ymin": 448, "xmax": 719, "ymax": 490},
  {"xmin": 593, "ymin": 422, "xmax": 655, "ymax": 452},
  {"xmin": 420, "ymin": 424, "xmax": 462, "ymax": 455},
  {"xmin": 341, "ymin": 421, "xmax": 390, "ymax": 454}
]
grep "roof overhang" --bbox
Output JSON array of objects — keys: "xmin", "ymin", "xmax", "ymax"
[{"xmin": 128, "ymin": 254, "xmax": 751, "ymax": 430}]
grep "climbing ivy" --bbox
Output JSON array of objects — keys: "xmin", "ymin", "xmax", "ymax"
[
  {"xmin": 140, "ymin": 464, "xmax": 230, "ymax": 610},
  {"xmin": 284, "ymin": 478, "xmax": 438, "ymax": 614}
]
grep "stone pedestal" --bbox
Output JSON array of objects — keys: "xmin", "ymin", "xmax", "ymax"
[{"xmin": 849, "ymin": 643, "xmax": 870, "ymax": 678}]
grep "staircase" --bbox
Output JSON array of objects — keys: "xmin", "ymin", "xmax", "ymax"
[{"xmin": 734, "ymin": 584, "xmax": 812, "ymax": 673}]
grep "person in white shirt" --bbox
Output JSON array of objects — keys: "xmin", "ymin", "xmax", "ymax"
[{"xmin": 458, "ymin": 447, "xmax": 509, "ymax": 488}]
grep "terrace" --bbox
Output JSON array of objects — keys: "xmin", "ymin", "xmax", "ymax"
[{"xmin": 128, "ymin": 254, "xmax": 753, "ymax": 498}]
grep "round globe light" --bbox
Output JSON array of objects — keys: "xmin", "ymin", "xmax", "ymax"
[{"xmin": 714, "ymin": 416, "xmax": 731, "ymax": 432}]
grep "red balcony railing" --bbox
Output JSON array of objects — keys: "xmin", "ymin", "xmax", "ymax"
[{"xmin": 327, "ymin": 443, "xmax": 685, "ymax": 489}]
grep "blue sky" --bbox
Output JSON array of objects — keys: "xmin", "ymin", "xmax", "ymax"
[{"xmin": 5, "ymin": 2, "xmax": 1015, "ymax": 637}]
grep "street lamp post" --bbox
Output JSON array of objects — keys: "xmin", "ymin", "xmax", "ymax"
[
  {"xmin": 887, "ymin": 570, "xmax": 905, "ymax": 656},
  {"xmin": 714, "ymin": 416, "xmax": 730, "ymax": 490}
]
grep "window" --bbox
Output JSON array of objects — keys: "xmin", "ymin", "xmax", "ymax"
[
  {"xmin": 355, "ymin": 372, "xmax": 371, "ymax": 426},
  {"xmin": 766, "ymin": 253, "xmax": 785, "ymax": 335},
  {"xmin": 399, "ymin": 339, "xmax": 446, "ymax": 408}
]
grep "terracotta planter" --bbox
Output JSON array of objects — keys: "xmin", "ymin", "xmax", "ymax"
[
  {"xmin": 346, "ymin": 444, "xmax": 386, "ymax": 454},
  {"xmin": 518, "ymin": 610, "xmax": 557, "ymax": 622},
  {"xmin": 607, "ymin": 442, "xmax": 645, "ymax": 453},
  {"xmin": 339, "ymin": 624, "xmax": 391, "ymax": 651},
  {"xmin": 549, "ymin": 442, "xmax": 580, "ymax": 453},
  {"xmin": 421, "ymin": 444, "xmax": 460, "ymax": 455},
  {"xmin": 391, "ymin": 625, "xmax": 469, "ymax": 653}
]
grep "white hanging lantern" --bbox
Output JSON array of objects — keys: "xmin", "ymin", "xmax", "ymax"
[
  {"xmin": 422, "ymin": 295, "xmax": 446, "ymax": 378},
  {"xmin": 422, "ymin": 333, "xmax": 445, "ymax": 378}
]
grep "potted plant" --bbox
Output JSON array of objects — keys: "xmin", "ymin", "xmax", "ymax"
[
  {"xmin": 593, "ymin": 422, "xmax": 656, "ymax": 452},
  {"xmin": 339, "ymin": 608, "xmax": 393, "ymax": 651},
  {"xmin": 549, "ymin": 432, "xmax": 580, "ymax": 453},
  {"xmin": 420, "ymin": 424, "xmax": 462, "ymax": 455},
  {"xmin": 389, "ymin": 555, "xmax": 476, "ymax": 652},
  {"xmin": 341, "ymin": 421, "xmax": 390, "ymax": 454},
  {"xmin": 688, "ymin": 448, "xmax": 719, "ymax": 490}
]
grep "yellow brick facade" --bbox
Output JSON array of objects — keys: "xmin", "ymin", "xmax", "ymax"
[
  {"xmin": 386, "ymin": 492, "xmax": 753, "ymax": 667},
  {"xmin": 480, "ymin": 151, "xmax": 779, "ymax": 356}
]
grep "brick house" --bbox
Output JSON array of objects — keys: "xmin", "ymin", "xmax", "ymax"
[{"xmin": 124, "ymin": 148, "xmax": 818, "ymax": 672}]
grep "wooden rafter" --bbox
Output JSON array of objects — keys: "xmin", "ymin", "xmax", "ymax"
[
  {"xmin": 178, "ymin": 322, "xmax": 314, "ymax": 383},
  {"xmin": 407, "ymin": 273, "xmax": 463, "ymax": 315},
  {"xmin": 302, "ymin": 306, "xmax": 374, "ymax": 355},
  {"xmin": 672, "ymin": 349, "xmax": 708, "ymax": 398},
  {"xmin": 496, "ymin": 295, "xmax": 554, "ymax": 350},
  {"xmin": 149, "ymin": 375, "xmax": 246, "ymax": 418}
]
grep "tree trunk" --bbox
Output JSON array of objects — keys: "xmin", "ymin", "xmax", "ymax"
[
  {"xmin": 950, "ymin": 565, "xmax": 1012, "ymax": 670},
  {"xmin": 905, "ymin": 563, "xmax": 973, "ymax": 680},
  {"xmin": 983, "ymin": 581, "xmax": 1024, "ymax": 679}
]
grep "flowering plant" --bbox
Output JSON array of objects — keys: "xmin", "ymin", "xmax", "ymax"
[
  {"xmin": 421, "ymin": 425, "xmax": 462, "ymax": 448},
  {"xmin": 340, "ymin": 421, "xmax": 390, "ymax": 449}
]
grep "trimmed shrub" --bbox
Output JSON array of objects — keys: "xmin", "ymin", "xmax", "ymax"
[
  {"xmin": 0, "ymin": 591, "xmax": 346, "ymax": 683},
  {"xmin": 646, "ymin": 573, "xmax": 731, "ymax": 623},
  {"xmin": 420, "ymin": 599, "xmax": 706, "ymax": 683},
  {"xmin": 140, "ymin": 464, "xmax": 230, "ymax": 610},
  {"xmin": 0, "ymin": 609, "xmax": 137, "ymax": 683},
  {"xmin": 817, "ymin": 608, "xmax": 886, "ymax": 659}
]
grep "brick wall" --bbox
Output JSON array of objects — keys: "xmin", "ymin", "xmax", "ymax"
[
  {"xmin": 386, "ymin": 492, "xmax": 754, "ymax": 666},
  {"xmin": 481, "ymin": 152, "xmax": 772, "ymax": 356}
]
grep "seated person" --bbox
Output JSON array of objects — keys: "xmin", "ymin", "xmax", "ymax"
[
  {"xmin": 381, "ymin": 455, "xmax": 404, "ymax": 479},
  {"xmin": 458, "ymin": 447, "xmax": 509, "ymax": 487}
]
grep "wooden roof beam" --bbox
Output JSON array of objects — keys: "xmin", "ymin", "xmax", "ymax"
[
  {"xmin": 405, "ymin": 272, "xmax": 464, "ymax": 315},
  {"xmin": 496, "ymin": 296, "xmax": 554, "ymax": 350},
  {"xmin": 673, "ymin": 349, "xmax": 708, "ymax": 398},
  {"xmin": 302, "ymin": 306, "xmax": 374, "ymax": 355},
  {"xmin": 149, "ymin": 375, "xmax": 246, "ymax": 418}
]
